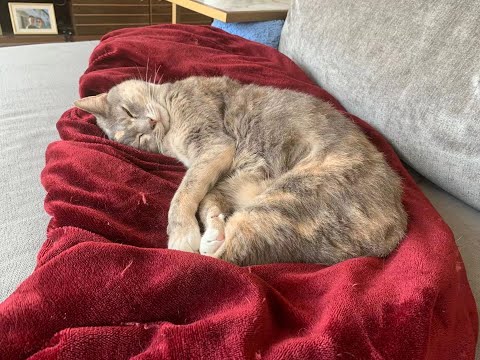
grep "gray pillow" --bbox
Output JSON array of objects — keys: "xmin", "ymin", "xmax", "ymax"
[{"xmin": 279, "ymin": 0, "xmax": 480, "ymax": 210}]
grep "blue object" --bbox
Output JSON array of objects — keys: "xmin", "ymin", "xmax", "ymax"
[{"xmin": 212, "ymin": 19, "xmax": 285, "ymax": 49}]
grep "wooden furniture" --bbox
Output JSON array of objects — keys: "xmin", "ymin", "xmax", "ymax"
[
  {"xmin": 0, "ymin": 0, "xmax": 73, "ymax": 46},
  {"xmin": 166, "ymin": 0, "xmax": 290, "ymax": 24},
  {"xmin": 0, "ymin": 0, "xmax": 211, "ymax": 46},
  {"xmin": 72, "ymin": 0, "xmax": 211, "ymax": 36},
  {"xmin": 0, "ymin": 34, "xmax": 99, "ymax": 47}
]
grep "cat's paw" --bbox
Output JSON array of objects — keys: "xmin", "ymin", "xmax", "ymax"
[
  {"xmin": 200, "ymin": 213, "xmax": 226, "ymax": 256},
  {"xmin": 167, "ymin": 221, "xmax": 201, "ymax": 253}
]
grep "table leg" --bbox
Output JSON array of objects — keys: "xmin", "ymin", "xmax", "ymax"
[{"xmin": 172, "ymin": 4, "xmax": 178, "ymax": 24}]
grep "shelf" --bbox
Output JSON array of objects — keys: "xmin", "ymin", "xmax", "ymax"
[{"xmin": 0, "ymin": 34, "xmax": 102, "ymax": 47}]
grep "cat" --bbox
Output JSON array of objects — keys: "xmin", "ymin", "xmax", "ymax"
[{"xmin": 74, "ymin": 76, "xmax": 407, "ymax": 266}]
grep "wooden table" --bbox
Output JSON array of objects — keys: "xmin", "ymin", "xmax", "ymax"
[{"xmin": 166, "ymin": 0, "xmax": 290, "ymax": 24}]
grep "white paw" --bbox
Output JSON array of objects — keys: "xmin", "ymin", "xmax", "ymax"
[
  {"xmin": 168, "ymin": 224, "xmax": 201, "ymax": 253},
  {"xmin": 200, "ymin": 213, "xmax": 226, "ymax": 256}
]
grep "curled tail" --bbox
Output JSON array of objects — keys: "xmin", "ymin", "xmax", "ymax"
[{"xmin": 215, "ymin": 156, "xmax": 407, "ymax": 266}]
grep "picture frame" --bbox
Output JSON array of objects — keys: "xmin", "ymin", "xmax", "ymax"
[{"xmin": 8, "ymin": 2, "xmax": 58, "ymax": 35}]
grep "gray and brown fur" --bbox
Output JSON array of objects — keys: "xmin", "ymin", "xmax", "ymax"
[{"xmin": 75, "ymin": 76, "xmax": 407, "ymax": 266}]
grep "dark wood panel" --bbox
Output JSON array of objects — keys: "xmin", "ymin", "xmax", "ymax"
[
  {"xmin": 73, "ymin": 0, "xmax": 148, "ymax": 4},
  {"xmin": 152, "ymin": 3, "xmax": 211, "ymax": 24},
  {"xmin": 151, "ymin": 3, "xmax": 171, "ymax": 15},
  {"xmin": 75, "ymin": 15, "xmax": 150, "ymax": 25},
  {"xmin": 180, "ymin": 19, "xmax": 212, "ymax": 25},
  {"xmin": 75, "ymin": 24, "xmax": 146, "ymax": 35},
  {"xmin": 176, "ymin": 7, "xmax": 212, "ymax": 25},
  {"xmin": 71, "ymin": 0, "xmax": 211, "ymax": 37},
  {"xmin": 0, "ymin": 34, "xmax": 65, "ymax": 45},
  {"xmin": 0, "ymin": 34, "xmax": 101, "ymax": 46},
  {"xmin": 73, "ymin": 5, "xmax": 149, "ymax": 15},
  {"xmin": 151, "ymin": 14, "xmax": 171, "ymax": 24},
  {"xmin": 153, "ymin": 2, "xmax": 210, "ymax": 24}
]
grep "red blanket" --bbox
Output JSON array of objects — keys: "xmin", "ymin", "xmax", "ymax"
[{"xmin": 1, "ymin": 25, "xmax": 477, "ymax": 360}]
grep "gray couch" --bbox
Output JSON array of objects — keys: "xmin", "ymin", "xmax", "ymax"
[
  {"xmin": 0, "ymin": 0, "xmax": 478, "ymax": 356},
  {"xmin": 0, "ymin": 41, "xmax": 99, "ymax": 300}
]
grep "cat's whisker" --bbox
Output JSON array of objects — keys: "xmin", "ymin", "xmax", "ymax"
[
  {"xmin": 145, "ymin": 57, "xmax": 150, "ymax": 82},
  {"xmin": 135, "ymin": 65, "xmax": 143, "ymax": 81},
  {"xmin": 154, "ymin": 65, "xmax": 160, "ymax": 84}
]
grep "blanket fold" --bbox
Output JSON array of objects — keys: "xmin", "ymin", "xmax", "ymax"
[{"xmin": 0, "ymin": 25, "xmax": 477, "ymax": 360}]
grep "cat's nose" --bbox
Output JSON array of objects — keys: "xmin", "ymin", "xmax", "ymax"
[{"xmin": 148, "ymin": 118, "xmax": 158, "ymax": 130}]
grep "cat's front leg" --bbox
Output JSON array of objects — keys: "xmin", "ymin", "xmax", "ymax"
[
  {"xmin": 167, "ymin": 213, "xmax": 201, "ymax": 253},
  {"xmin": 167, "ymin": 140, "xmax": 235, "ymax": 253}
]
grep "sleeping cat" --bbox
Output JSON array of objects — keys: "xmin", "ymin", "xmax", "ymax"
[{"xmin": 74, "ymin": 76, "xmax": 407, "ymax": 266}]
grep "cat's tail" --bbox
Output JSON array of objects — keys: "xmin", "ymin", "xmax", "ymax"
[
  {"xmin": 217, "ymin": 156, "xmax": 407, "ymax": 266},
  {"xmin": 219, "ymin": 204, "xmax": 338, "ymax": 266},
  {"xmin": 219, "ymin": 197, "xmax": 405, "ymax": 266},
  {"xmin": 220, "ymin": 209, "xmax": 305, "ymax": 265}
]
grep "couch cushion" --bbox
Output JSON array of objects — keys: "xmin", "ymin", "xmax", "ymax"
[
  {"xmin": 279, "ymin": 0, "xmax": 480, "ymax": 210},
  {"xmin": 0, "ymin": 41, "xmax": 98, "ymax": 301}
]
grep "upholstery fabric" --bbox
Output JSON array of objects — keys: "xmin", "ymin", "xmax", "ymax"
[
  {"xmin": 0, "ymin": 41, "xmax": 98, "ymax": 301},
  {"xmin": 279, "ymin": 0, "xmax": 480, "ymax": 210}
]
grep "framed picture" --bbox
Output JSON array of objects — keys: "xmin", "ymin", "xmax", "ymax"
[{"xmin": 8, "ymin": 2, "xmax": 58, "ymax": 35}]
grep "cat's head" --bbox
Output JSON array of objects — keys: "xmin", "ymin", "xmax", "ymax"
[{"xmin": 74, "ymin": 80, "xmax": 170, "ymax": 153}]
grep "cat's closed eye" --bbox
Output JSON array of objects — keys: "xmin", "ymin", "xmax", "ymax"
[{"xmin": 122, "ymin": 107, "xmax": 136, "ymax": 118}]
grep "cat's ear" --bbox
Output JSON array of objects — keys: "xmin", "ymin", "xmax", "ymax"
[{"xmin": 74, "ymin": 93, "xmax": 108, "ymax": 117}]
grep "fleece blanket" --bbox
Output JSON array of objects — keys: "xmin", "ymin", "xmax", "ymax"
[{"xmin": 0, "ymin": 25, "xmax": 477, "ymax": 359}]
